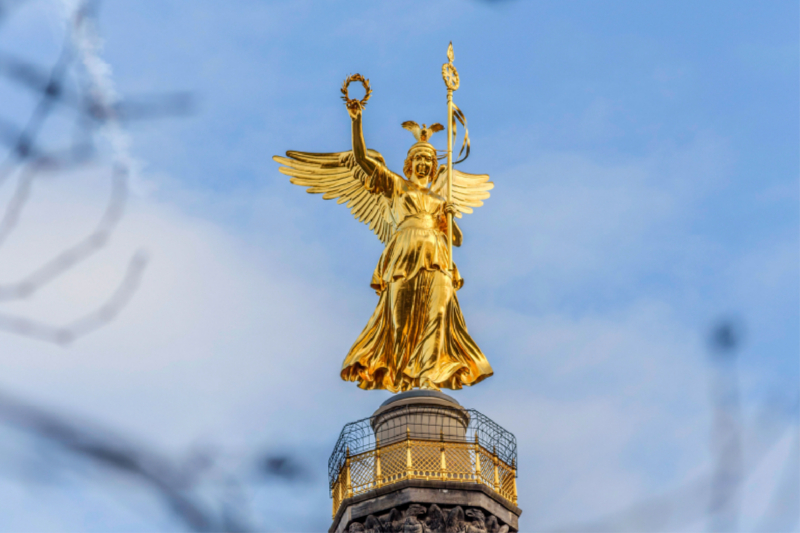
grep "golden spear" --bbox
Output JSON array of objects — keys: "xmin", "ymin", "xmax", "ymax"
[{"xmin": 442, "ymin": 42, "xmax": 460, "ymax": 271}]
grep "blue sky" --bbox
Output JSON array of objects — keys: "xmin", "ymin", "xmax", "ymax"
[{"xmin": 0, "ymin": 1, "xmax": 797, "ymax": 531}]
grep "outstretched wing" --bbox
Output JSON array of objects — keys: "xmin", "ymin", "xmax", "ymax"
[
  {"xmin": 273, "ymin": 150, "xmax": 395, "ymax": 244},
  {"xmin": 401, "ymin": 121, "xmax": 421, "ymax": 141},
  {"xmin": 430, "ymin": 167, "xmax": 494, "ymax": 218}
]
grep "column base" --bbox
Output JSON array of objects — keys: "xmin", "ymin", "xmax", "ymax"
[{"xmin": 330, "ymin": 478, "xmax": 521, "ymax": 533}]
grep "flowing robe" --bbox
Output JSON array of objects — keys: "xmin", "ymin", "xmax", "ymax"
[{"xmin": 340, "ymin": 165, "xmax": 493, "ymax": 392}]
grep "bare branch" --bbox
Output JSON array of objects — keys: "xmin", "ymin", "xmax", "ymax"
[
  {"xmin": 0, "ymin": 249, "xmax": 147, "ymax": 344},
  {"xmin": 0, "ymin": 164, "xmax": 127, "ymax": 301},
  {"xmin": 0, "ymin": 390, "xmax": 251, "ymax": 531},
  {"xmin": 0, "ymin": 0, "xmax": 192, "ymax": 345}
]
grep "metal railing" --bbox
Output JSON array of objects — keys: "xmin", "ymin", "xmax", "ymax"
[{"xmin": 329, "ymin": 406, "xmax": 517, "ymax": 518}]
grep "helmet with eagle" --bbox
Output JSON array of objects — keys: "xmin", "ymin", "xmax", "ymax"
[{"xmin": 401, "ymin": 121, "xmax": 443, "ymax": 181}]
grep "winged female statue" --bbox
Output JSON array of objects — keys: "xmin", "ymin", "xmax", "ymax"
[{"xmin": 273, "ymin": 76, "xmax": 494, "ymax": 393}]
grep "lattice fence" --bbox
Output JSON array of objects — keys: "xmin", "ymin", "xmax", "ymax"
[{"xmin": 330, "ymin": 435, "xmax": 517, "ymax": 518}]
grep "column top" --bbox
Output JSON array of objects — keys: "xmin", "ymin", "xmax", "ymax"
[{"xmin": 379, "ymin": 390, "xmax": 460, "ymax": 408}]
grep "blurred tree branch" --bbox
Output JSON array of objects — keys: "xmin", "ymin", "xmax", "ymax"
[{"xmin": 0, "ymin": 0, "xmax": 190, "ymax": 345}]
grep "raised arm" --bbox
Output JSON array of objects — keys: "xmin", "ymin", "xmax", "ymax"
[{"xmin": 347, "ymin": 102, "xmax": 378, "ymax": 177}]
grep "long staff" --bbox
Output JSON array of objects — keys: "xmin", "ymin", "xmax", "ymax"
[{"xmin": 442, "ymin": 43, "xmax": 460, "ymax": 271}]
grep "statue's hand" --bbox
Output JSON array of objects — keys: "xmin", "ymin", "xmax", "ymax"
[
  {"xmin": 444, "ymin": 202, "xmax": 458, "ymax": 217},
  {"xmin": 346, "ymin": 100, "xmax": 363, "ymax": 120}
]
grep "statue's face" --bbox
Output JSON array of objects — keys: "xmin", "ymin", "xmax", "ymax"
[{"xmin": 411, "ymin": 152, "xmax": 433, "ymax": 184}]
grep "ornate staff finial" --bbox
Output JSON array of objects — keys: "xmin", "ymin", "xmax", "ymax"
[{"xmin": 442, "ymin": 45, "xmax": 459, "ymax": 91}]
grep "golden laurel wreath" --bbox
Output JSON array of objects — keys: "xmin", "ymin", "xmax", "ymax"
[{"xmin": 341, "ymin": 74, "xmax": 372, "ymax": 110}]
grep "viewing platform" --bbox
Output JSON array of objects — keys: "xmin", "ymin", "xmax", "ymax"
[{"xmin": 328, "ymin": 392, "xmax": 520, "ymax": 532}]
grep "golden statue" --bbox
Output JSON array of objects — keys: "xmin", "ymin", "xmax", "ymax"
[{"xmin": 273, "ymin": 45, "xmax": 494, "ymax": 392}]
